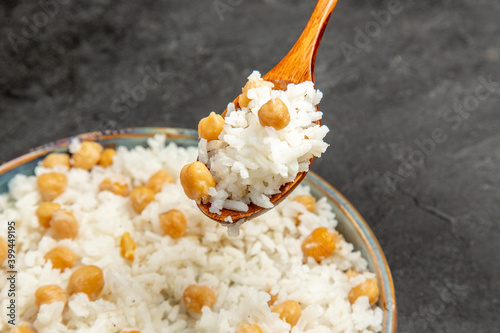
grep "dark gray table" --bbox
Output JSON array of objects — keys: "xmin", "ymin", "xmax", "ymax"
[{"xmin": 1, "ymin": 0, "xmax": 499, "ymax": 332}]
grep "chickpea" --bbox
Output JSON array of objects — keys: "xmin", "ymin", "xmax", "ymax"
[
  {"xmin": 0, "ymin": 237, "xmax": 7, "ymax": 264},
  {"xmin": 146, "ymin": 170, "xmax": 174, "ymax": 193},
  {"xmin": 99, "ymin": 178, "xmax": 129, "ymax": 196},
  {"xmin": 67, "ymin": 265, "xmax": 105, "ymax": 301},
  {"xmin": 271, "ymin": 300, "xmax": 302, "ymax": 327},
  {"xmin": 42, "ymin": 153, "xmax": 71, "ymax": 168},
  {"xmin": 293, "ymin": 195, "xmax": 316, "ymax": 213},
  {"xmin": 98, "ymin": 148, "xmax": 116, "ymax": 167},
  {"xmin": 266, "ymin": 287, "xmax": 278, "ymax": 307},
  {"xmin": 10, "ymin": 323, "xmax": 35, "ymax": 333},
  {"xmin": 301, "ymin": 227, "xmax": 336, "ymax": 262},
  {"xmin": 159, "ymin": 209, "xmax": 187, "ymax": 239},
  {"xmin": 36, "ymin": 202, "xmax": 61, "ymax": 228},
  {"xmin": 35, "ymin": 284, "xmax": 67, "ymax": 307},
  {"xmin": 236, "ymin": 323, "xmax": 263, "ymax": 333},
  {"xmin": 44, "ymin": 246, "xmax": 76, "ymax": 271},
  {"xmin": 258, "ymin": 98, "xmax": 290, "ymax": 130},
  {"xmin": 182, "ymin": 284, "xmax": 217, "ymax": 313},
  {"xmin": 198, "ymin": 112, "xmax": 225, "ymax": 141},
  {"xmin": 72, "ymin": 141, "xmax": 103, "ymax": 170},
  {"xmin": 239, "ymin": 78, "xmax": 274, "ymax": 108},
  {"xmin": 129, "ymin": 186, "xmax": 155, "ymax": 213},
  {"xmin": 120, "ymin": 232, "xmax": 136, "ymax": 261},
  {"xmin": 180, "ymin": 162, "xmax": 216, "ymax": 203},
  {"xmin": 37, "ymin": 172, "xmax": 67, "ymax": 201},
  {"xmin": 348, "ymin": 277, "xmax": 379, "ymax": 306},
  {"xmin": 50, "ymin": 210, "xmax": 78, "ymax": 239}
]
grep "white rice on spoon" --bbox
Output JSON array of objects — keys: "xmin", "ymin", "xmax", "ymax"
[{"xmin": 198, "ymin": 71, "xmax": 330, "ymax": 215}]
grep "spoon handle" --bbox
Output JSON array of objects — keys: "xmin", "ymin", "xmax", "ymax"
[{"xmin": 264, "ymin": 0, "xmax": 339, "ymax": 86}]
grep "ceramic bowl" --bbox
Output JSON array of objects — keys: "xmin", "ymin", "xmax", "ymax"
[{"xmin": 0, "ymin": 127, "xmax": 396, "ymax": 332}]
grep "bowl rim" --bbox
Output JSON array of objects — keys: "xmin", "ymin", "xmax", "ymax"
[{"xmin": 0, "ymin": 126, "xmax": 396, "ymax": 332}]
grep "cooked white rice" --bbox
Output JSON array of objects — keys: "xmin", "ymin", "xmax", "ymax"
[
  {"xmin": 0, "ymin": 135, "xmax": 382, "ymax": 333},
  {"xmin": 199, "ymin": 71, "xmax": 330, "ymax": 215}
]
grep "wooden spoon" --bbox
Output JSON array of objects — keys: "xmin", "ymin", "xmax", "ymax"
[{"xmin": 198, "ymin": 0, "xmax": 339, "ymax": 225}]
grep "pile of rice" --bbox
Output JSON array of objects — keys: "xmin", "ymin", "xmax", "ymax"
[
  {"xmin": 0, "ymin": 135, "xmax": 382, "ymax": 333},
  {"xmin": 199, "ymin": 71, "xmax": 329, "ymax": 215}
]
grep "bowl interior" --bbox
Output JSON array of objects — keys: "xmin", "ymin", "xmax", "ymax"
[{"xmin": 0, "ymin": 127, "xmax": 396, "ymax": 332}]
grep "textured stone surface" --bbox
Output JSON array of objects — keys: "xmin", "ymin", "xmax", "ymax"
[{"xmin": 1, "ymin": 0, "xmax": 499, "ymax": 331}]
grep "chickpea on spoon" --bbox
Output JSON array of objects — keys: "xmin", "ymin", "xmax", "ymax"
[{"xmin": 181, "ymin": 0, "xmax": 338, "ymax": 225}]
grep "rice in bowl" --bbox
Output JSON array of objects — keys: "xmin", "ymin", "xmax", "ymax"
[{"xmin": 0, "ymin": 134, "xmax": 383, "ymax": 333}]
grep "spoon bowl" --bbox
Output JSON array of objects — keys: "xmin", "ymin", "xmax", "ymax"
[{"xmin": 198, "ymin": 0, "xmax": 339, "ymax": 225}]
